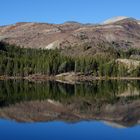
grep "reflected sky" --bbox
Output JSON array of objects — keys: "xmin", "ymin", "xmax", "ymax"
[{"xmin": 0, "ymin": 119, "xmax": 140, "ymax": 140}]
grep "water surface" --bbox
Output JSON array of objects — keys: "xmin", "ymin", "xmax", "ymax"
[{"xmin": 0, "ymin": 80, "xmax": 140, "ymax": 140}]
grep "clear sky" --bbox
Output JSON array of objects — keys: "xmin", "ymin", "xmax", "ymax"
[{"xmin": 0, "ymin": 0, "xmax": 140, "ymax": 25}]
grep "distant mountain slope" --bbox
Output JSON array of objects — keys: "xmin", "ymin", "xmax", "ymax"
[
  {"xmin": 0, "ymin": 17, "xmax": 140, "ymax": 56},
  {"xmin": 102, "ymin": 16, "xmax": 129, "ymax": 24}
]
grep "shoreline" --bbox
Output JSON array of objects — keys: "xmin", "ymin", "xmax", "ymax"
[{"xmin": 0, "ymin": 73, "xmax": 140, "ymax": 82}]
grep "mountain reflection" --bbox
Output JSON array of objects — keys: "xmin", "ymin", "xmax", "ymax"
[{"xmin": 0, "ymin": 80, "xmax": 140, "ymax": 127}]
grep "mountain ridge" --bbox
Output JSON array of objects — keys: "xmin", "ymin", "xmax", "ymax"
[{"xmin": 0, "ymin": 17, "xmax": 140, "ymax": 56}]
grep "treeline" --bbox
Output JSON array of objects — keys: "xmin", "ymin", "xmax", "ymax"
[
  {"xmin": 0, "ymin": 42, "xmax": 74, "ymax": 76},
  {"xmin": 0, "ymin": 42, "xmax": 140, "ymax": 77}
]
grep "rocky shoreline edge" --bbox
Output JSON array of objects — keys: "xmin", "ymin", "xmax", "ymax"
[{"xmin": 0, "ymin": 72, "xmax": 140, "ymax": 83}]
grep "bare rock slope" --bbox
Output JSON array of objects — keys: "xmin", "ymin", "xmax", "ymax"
[{"xmin": 0, "ymin": 17, "xmax": 140, "ymax": 56}]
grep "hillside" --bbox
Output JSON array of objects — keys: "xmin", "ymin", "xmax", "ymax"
[
  {"xmin": 0, "ymin": 17, "xmax": 140, "ymax": 79},
  {"xmin": 0, "ymin": 17, "xmax": 140, "ymax": 57}
]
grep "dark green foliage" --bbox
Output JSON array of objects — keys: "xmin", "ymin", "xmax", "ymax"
[
  {"xmin": 131, "ymin": 66, "xmax": 140, "ymax": 77},
  {"xmin": 0, "ymin": 80, "xmax": 139, "ymax": 107},
  {"xmin": 0, "ymin": 42, "xmax": 75, "ymax": 76},
  {"xmin": 0, "ymin": 42, "xmax": 140, "ymax": 77}
]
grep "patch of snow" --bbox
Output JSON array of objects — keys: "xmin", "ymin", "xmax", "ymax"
[{"xmin": 102, "ymin": 16, "xmax": 128, "ymax": 24}]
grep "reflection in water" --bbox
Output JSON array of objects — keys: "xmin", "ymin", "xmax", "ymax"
[
  {"xmin": 0, "ymin": 120, "xmax": 140, "ymax": 140},
  {"xmin": 0, "ymin": 80, "xmax": 140, "ymax": 127}
]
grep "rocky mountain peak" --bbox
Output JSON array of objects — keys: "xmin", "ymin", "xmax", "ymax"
[{"xmin": 102, "ymin": 16, "xmax": 129, "ymax": 24}]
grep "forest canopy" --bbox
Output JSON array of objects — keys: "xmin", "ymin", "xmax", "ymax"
[{"xmin": 0, "ymin": 42, "xmax": 140, "ymax": 77}]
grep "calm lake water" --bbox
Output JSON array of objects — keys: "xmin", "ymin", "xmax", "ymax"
[{"xmin": 0, "ymin": 80, "xmax": 140, "ymax": 140}]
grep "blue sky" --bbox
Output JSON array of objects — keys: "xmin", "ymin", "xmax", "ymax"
[{"xmin": 0, "ymin": 0, "xmax": 140, "ymax": 25}]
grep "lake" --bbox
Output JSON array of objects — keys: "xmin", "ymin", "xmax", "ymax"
[{"xmin": 0, "ymin": 80, "xmax": 140, "ymax": 140}]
